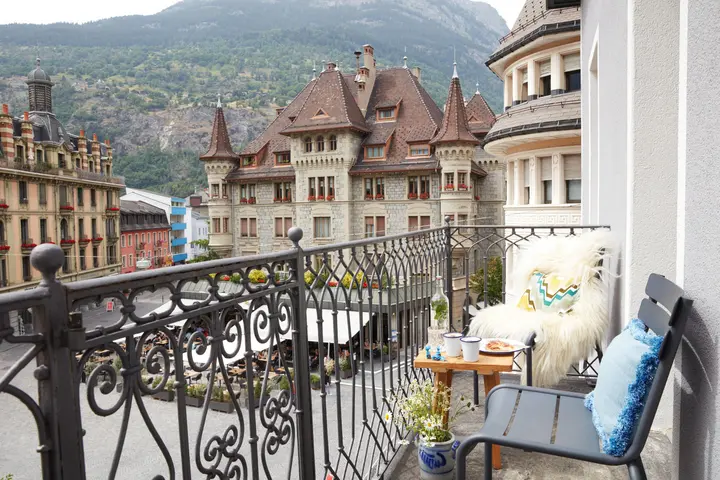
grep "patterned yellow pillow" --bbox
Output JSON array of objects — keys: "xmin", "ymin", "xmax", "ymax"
[{"xmin": 516, "ymin": 271, "xmax": 581, "ymax": 313}]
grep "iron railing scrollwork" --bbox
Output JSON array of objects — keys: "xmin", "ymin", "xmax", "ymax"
[{"xmin": 0, "ymin": 223, "xmax": 607, "ymax": 479}]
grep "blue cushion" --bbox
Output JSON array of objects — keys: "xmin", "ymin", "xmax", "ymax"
[{"xmin": 584, "ymin": 318, "xmax": 663, "ymax": 456}]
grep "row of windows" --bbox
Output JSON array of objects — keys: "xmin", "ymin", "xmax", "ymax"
[
  {"xmin": 308, "ymin": 177, "xmax": 335, "ymax": 198},
  {"xmin": 304, "ymin": 135, "xmax": 338, "ymax": 154},
  {"xmin": 444, "ymin": 172, "xmax": 468, "ymax": 188},
  {"xmin": 212, "ymin": 217, "xmax": 231, "ymax": 234},
  {"xmin": 13, "ymin": 148, "xmax": 112, "ymax": 176},
  {"xmin": 12, "ymin": 181, "xmax": 115, "ymax": 207},
  {"xmin": 18, "ymin": 245, "xmax": 118, "ymax": 279},
  {"xmin": 510, "ymin": 52, "xmax": 581, "ymax": 105},
  {"xmin": 2, "ymin": 217, "xmax": 115, "ymax": 245},
  {"xmin": 120, "ymin": 231, "xmax": 169, "ymax": 248},
  {"xmin": 120, "ymin": 213, "xmax": 167, "ymax": 226},
  {"xmin": 523, "ymin": 179, "xmax": 581, "ymax": 204},
  {"xmin": 210, "ymin": 183, "xmax": 228, "ymax": 198}
]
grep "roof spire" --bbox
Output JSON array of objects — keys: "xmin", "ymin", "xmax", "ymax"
[
  {"xmin": 312, "ymin": 61, "xmax": 317, "ymax": 80},
  {"xmin": 431, "ymin": 67, "xmax": 479, "ymax": 146},
  {"xmin": 36, "ymin": 57, "xmax": 41, "ymax": 67},
  {"xmin": 476, "ymin": 80, "xmax": 480, "ymax": 95},
  {"xmin": 216, "ymin": 93, "xmax": 222, "ymax": 108},
  {"xmin": 452, "ymin": 46, "xmax": 458, "ymax": 79},
  {"xmin": 200, "ymin": 97, "xmax": 239, "ymax": 161}
]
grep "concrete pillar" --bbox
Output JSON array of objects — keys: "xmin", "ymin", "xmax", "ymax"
[
  {"xmin": 506, "ymin": 161, "xmax": 514, "ymax": 204},
  {"xmin": 551, "ymin": 52, "xmax": 566, "ymax": 94},
  {"xmin": 528, "ymin": 156, "xmax": 540, "ymax": 204},
  {"xmin": 513, "ymin": 160, "xmax": 524, "ymax": 205},
  {"xmin": 512, "ymin": 66, "xmax": 523, "ymax": 105},
  {"xmin": 504, "ymin": 73, "xmax": 512, "ymax": 110},
  {"xmin": 527, "ymin": 60, "xmax": 539, "ymax": 100},
  {"xmin": 551, "ymin": 153, "xmax": 565, "ymax": 204}
]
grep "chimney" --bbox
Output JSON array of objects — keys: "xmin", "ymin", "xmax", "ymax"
[
  {"xmin": 92, "ymin": 133, "xmax": 98, "ymax": 142},
  {"xmin": 1, "ymin": 104, "xmax": 8, "ymax": 115},
  {"xmin": 79, "ymin": 129, "xmax": 85, "ymax": 137},
  {"xmin": 354, "ymin": 51, "xmax": 362, "ymax": 72},
  {"xmin": 326, "ymin": 61, "xmax": 337, "ymax": 71},
  {"xmin": 23, "ymin": 111, "xmax": 29, "ymax": 121},
  {"xmin": 357, "ymin": 45, "xmax": 377, "ymax": 115},
  {"xmin": 412, "ymin": 67, "xmax": 422, "ymax": 84}
]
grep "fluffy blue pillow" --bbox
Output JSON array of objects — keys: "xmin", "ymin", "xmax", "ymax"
[{"xmin": 584, "ymin": 318, "xmax": 663, "ymax": 456}]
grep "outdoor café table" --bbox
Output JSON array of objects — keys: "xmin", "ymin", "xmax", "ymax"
[{"xmin": 413, "ymin": 349, "xmax": 514, "ymax": 470}]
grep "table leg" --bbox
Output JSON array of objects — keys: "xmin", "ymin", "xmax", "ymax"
[
  {"xmin": 433, "ymin": 370, "xmax": 453, "ymax": 428},
  {"xmin": 483, "ymin": 372, "xmax": 502, "ymax": 470}
]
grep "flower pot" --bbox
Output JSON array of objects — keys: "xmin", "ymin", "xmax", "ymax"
[
  {"xmin": 152, "ymin": 390, "xmax": 175, "ymax": 402},
  {"xmin": 340, "ymin": 369, "xmax": 353, "ymax": 379},
  {"xmin": 209, "ymin": 400, "xmax": 235, "ymax": 413},
  {"xmin": 418, "ymin": 434, "xmax": 460, "ymax": 480},
  {"xmin": 185, "ymin": 396, "xmax": 204, "ymax": 407}
]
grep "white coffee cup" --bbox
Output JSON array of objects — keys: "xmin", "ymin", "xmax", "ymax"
[
  {"xmin": 460, "ymin": 336, "xmax": 481, "ymax": 362},
  {"xmin": 443, "ymin": 332, "xmax": 463, "ymax": 357}
]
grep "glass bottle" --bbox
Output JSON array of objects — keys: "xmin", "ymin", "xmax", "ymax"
[{"xmin": 430, "ymin": 275, "xmax": 449, "ymax": 335}]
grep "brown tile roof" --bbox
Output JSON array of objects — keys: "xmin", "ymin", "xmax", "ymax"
[
  {"xmin": 466, "ymin": 92, "xmax": 496, "ymax": 135},
  {"xmin": 280, "ymin": 68, "xmax": 369, "ymax": 135},
  {"xmin": 200, "ymin": 106, "xmax": 239, "ymax": 160},
  {"xmin": 431, "ymin": 70, "xmax": 479, "ymax": 145},
  {"xmin": 352, "ymin": 68, "xmax": 443, "ymax": 171}
]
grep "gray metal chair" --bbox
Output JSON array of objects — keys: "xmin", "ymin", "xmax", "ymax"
[{"xmin": 456, "ymin": 273, "xmax": 692, "ymax": 480}]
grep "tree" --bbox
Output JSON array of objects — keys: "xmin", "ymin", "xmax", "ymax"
[
  {"xmin": 469, "ymin": 257, "xmax": 504, "ymax": 306},
  {"xmin": 187, "ymin": 239, "xmax": 220, "ymax": 263}
]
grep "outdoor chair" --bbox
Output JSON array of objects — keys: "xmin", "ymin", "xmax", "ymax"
[{"xmin": 456, "ymin": 273, "xmax": 692, "ymax": 480}]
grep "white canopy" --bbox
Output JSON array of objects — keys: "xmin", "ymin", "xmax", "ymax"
[{"xmin": 304, "ymin": 309, "xmax": 372, "ymax": 345}]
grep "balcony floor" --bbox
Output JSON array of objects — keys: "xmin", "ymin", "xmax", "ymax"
[{"xmin": 387, "ymin": 372, "xmax": 672, "ymax": 479}]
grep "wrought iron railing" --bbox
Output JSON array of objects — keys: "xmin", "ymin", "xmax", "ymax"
[{"xmin": 0, "ymin": 222, "xmax": 607, "ymax": 479}]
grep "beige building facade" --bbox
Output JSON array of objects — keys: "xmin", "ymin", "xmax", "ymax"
[
  {"xmin": 0, "ymin": 60, "xmax": 124, "ymax": 291},
  {"xmin": 484, "ymin": 0, "xmax": 582, "ymax": 226}
]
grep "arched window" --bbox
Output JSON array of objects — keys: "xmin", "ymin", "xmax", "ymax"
[
  {"xmin": 329, "ymin": 135, "xmax": 337, "ymax": 151},
  {"xmin": 60, "ymin": 219, "xmax": 68, "ymax": 241},
  {"xmin": 316, "ymin": 136, "xmax": 325, "ymax": 152},
  {"xmin": 304, "ymin": 137, "xmax": 312, "ymax": 153}
]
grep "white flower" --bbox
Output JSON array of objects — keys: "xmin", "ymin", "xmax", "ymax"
[
  {"xmin": 424, "ymin": 442, "xmax": 436, "ymax": 448},
  {"xmin": 384, "ymin": 412, "xmax": 393, "ymax": 423},
  {"xmin": 399, "ymin": 439, "xmax": 410, "ymax": 446}
]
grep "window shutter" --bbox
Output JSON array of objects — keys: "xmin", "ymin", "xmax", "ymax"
[
  {"xmin": 563, "ymin": 52, "xmax": 580, "ymax": 72},
  {"xmin": 376, "ymin": 217, "xmax": 385, "ymax": 236},
  {"xmin": 541, "ymin": 157, "xmax": 552, "ymax": 181},
  {"xmin": 539, "ymin": 59, "xmax": 551, "ymax": 77},
  {"xmin": 284, "ymin": 217, "xmax": 292, "ymax": 235},
  {"xmin": 274, "ymin": 218, "xmax": 282, "ymax": 236},
  {"xmin": 408, "ymin": 216, "xmax": 418, "ymax": 231},
  {"xmin": 564, "ymin": 154, "xmax": 581, "ymax": 179}
]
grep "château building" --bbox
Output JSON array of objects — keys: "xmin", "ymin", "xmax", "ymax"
[
  {"xmin": 201, "ymin": 45, "xmax": 500, "ymax": 259},
  {"xmin": 0, "ymin": 59, "xmax": 124, "ymax": 291},
  {"xmin": 484, "ymin": 0, "xmax": 582, "ymax": 226}
]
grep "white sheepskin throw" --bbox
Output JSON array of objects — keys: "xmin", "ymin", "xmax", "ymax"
[{"xmin": 468, "ymin": 230, "xmax": 616, "ymax": 387}]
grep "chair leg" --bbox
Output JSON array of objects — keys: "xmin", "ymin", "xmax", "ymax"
[
  {"xmin": 627, "ymin": 457, "xmax": 647, "ymax": 480},
  {"xmin": 484, "ymin": 443, "xmax": 493, "ymax": 479}
]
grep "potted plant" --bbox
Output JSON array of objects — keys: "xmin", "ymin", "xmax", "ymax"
[
  {"xmin": 458, "ymin": 183, "xmax": 468, "ymax": 191},
  {"xmin": 408, "ymin": 192, "xmax": 418, "ymax": 200},
  {"xmin": 444, "ymin": 184, "xmax": 455, "ymax": 191},
  {"xmin": 276, "ymin": 375, "xmax": 292, "ymax": 395},
  {"xmin": 307, "ymin": 195, "xmax": 316, "ymax": 201},
  {"xmin": 365, "ymin": 194, "xmax": 374, "ymax": 201},
  {"xmin": 324, "ymin": 358, "xmax": 335, "ymax": 379},
  {"xmin": 248, "ymin": 197, "xmax": 256, "ymax": 204},
  {"xmin": 310, "ymin": 373, "xmax": 322, "ymax": 390},
  {"xmin": 389, "ymin": 380, "xmax": 474, "ymax": 479},
  {"xmin": 326, "ymin": 195, "xmax": 335, "ymax": 201},
  {"xmin": 381, "ymin": 344, "xmax": 390, "ymax": 362},
  {"xmin": 185, "ymin": 383, "xmax": 207, "ymax": 407},
  {"xmin": 209, "ymin": 385, "xmax": 234, "ymax": 413},
  {"xmin": 248, "ymin": 269, "xmax": 267, "ymax": 284},
  {"xmin": 419, "ymin": 192, "xmax": 430, "ymax": 200},
  {"xmin": 317, "ymin": 194, "xmax": 325, "ymax": 200},
  {"xmin": 83, "ymin": 361, "xmax": 99, "ymax": 383},
  {"xmin": 240, "ymin": 197, "xmax": 248, "ymax": 204},
  {"xmin": 339, "ymin": 355, "xmax": 353, "ymax": 379},
  {"xmin": 375, "ymin": 193, "xmax": 384, "ymax": 200},
  {"xmin": 246, "ymin": 380, "xmax": 270, "ymax": 409},
  {"xmin": 151, "ymin": 377, "xmax": 175, "ymax": 402}
]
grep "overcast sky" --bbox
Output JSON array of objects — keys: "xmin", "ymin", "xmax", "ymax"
[{"xmin": 1, "ymin": 0, "xmax": 524, "ymax": 29}]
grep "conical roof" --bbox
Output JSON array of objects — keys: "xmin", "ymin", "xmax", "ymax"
[
  {"xmin": 200, "ymin": 102, "xmax": 239, "ymax": 160},
  {"xmin": 431, "ymin": 66, "xmax": 479, "ymax": 145},
  {"xmin": 465, "ymin": 87, "xmax": 496, "ymax": 135}
]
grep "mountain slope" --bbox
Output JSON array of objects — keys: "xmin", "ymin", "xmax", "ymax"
[{"xmin": 0, "ymin": 0, "xmax": 506, "ymax": 196}]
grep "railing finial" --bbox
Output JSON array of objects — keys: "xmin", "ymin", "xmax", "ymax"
[
  {"xmin": 288, "ymin": 226, "xmax": 303, "ymax": 247},
  {"xmin": 30, "ymin": 244, "xmax": 64, "ymax": 285},
  {"xmin": 444, "ymin": 215, "xmax": 451, "ymax": 226}
]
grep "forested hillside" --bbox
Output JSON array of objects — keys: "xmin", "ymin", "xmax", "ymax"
[{"xmin": 0, "ymin": 0, "xmax": 506, "ymax": 197}]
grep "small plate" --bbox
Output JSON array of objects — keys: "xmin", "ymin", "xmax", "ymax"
[{"xmin": 479, "ymin": 338, "xmax": 527, "ymax": 355}]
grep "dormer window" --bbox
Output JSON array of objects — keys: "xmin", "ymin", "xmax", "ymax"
[
  {"xmin": 316, "ymin": 136, "xmax": 325, "ymax": 152},
  {"xmin": 304, "ymin": 137, "xmax": 312, "ymax": 153},
  {"xmin": 366, "ymin": 146, "xmax": 385, "ymax": 159},
  {"xmin": 377, "ymin": 108, "xmax": 396, "ymax": 121},
  {"xmin": 409, "ymin": 145, "xmax": 430, "ymax": 157},
  {"xmin": 276, "ymin": 152, "xmax": 291, "ymax": 165},
  {"xmin": 312, "ymin": 109, "xmax": 329, "ymax": 119},
  {"xmin": 242, "ymin": 156, "xmax": 255, "ymax": 167}
]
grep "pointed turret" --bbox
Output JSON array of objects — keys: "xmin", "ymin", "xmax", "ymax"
[
  {"xmin": 200, "ymin": 98, "xmax": 239, "ymax": 161},
  {"xmin": 431, "ymin": 64, "xmax": 479, "ymax": 145},
  {"xmin": 465, "ymin": 85, "xmax": 497, "ymax": 139}
]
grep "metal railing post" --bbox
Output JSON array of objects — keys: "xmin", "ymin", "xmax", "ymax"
[
  {"xmin": 288, "ymin": 227, "xmax": 316, "ymax": 479},
  {"xmin": 31, "ymin": 244, "xmax": 86, "ymax": 479},
  {"xmin": 444, "ymin": 216, "xmax": 454, "ymax": 331}
]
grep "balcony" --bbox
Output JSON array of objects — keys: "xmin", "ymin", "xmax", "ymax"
[
  {"xmin": 59, "ymin": 238, "xmax": 75, "ymax": 249},
  {"xmin": 171, "ymin": 206, "xmax": 186, "ymax": 216},
  {"xmin": 0, "ymin": 240, "xmax": 8, "ymax": 254},
  {"xmin": 79, "ymin": 236, "xmax": 91, "ymax": 246},
  {"xmin": 106, "ymin": 233, "xmax": 119, "ymax": 244},
  {"xmin": 170, "ymin": 237, "xmax": 187, "ymax": 247},
  {"xmin": 1, "ymin": 224, "xmax": 632, "ymax": 480},
  {"xmin": 171, "ymin": 223, "xmax": 186, "ymax": 231},
  {"xmin": 74, "ymin": 168, "xmax": 125, "ymax": 185},
  {"xmin": 92, "ymin": 236, "xmax": 103, "ymax": 244},
  {"xmin": 20, "ymin": 238, "xmax": 36, "ymax": 252},
  {"xmin": 105, "ymin": 206, "xmax": 120, "ymax": 215},
  {"xmin": 59, "ymin": 203, "xmax": 75, "ymax": 215},
  {"xmin": 172, "ymin": 252, "xmax": 188, "ymax": 263}
]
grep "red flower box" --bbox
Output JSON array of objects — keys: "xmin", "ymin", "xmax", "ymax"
[
  {"xmin": 419, "ymin": 192, "xmax": 430, "ymax": 200},
  {"xmin": 444, "ymin": 184, "xmax": 455, "ymax": 191},
  {"xmin": 240, "ymin": 198, "xmax": 248, "ymax": 204},
  {"xmin": 408, "ymin": 192, "xmax": 418, "ymax": 200},
  {"xmin": 220, "ymin": 275, "xmax": 231, "ymax": 281},
  {"xmin": 307, "ymin": 196, "xmax": 316, "ymax": 201},
  {"xmin": 60, "ymin": 205, "xmax": 75, "ymax": 211},
  {"xmin": 248, "ymin": 197, "xmax": 256, "ymax": 204},
  {"xmin": 326, "ymin": 195, "xmax": 335, "ymax": 201},
  {"xmin": 474, "ymin": 195, "xmax": 480, "ymax": 201},
  {"xmin": 93, "ymin": 237, "xmax": 103, "ymax": 242},
  {"xmin": 375, "ymin": 194, "xmax": 384, "ymax": 200},
  {"xmin": 365, "ymin": 194, "xmax": 373, "ymax": 200},
  {"xmin": 0, "ymin": 204, "xmax": 8, "ymax": 209},
  {"xmin": 327, "ymin": 281, "xmax": 338, "ymax": 287},
  {"xmin": 22, "ymin": 243, "xmax": 37, "ymax": 249},
  {"xmin": 0, "ymin": 245, "xmax": 10, "ymax": 251},
  {"xmin": 317, "ymin": 195, "xmax": 325, "ymax": 200},
  {"xmin": 61, "ymin": 239, "xmax": 76, "ymax": 245},
  {"xmin": 458, "ymin": 184, "xmax": 469, "ymax": 190},
  {"xmin": 362, "ymin": 282, "xmax": 368, "ymax": 288},
  {"xmin": 274, "ymin": 197, "xmax": 282, "ymax": 203},
  {"xmin": 371, "ymin": 282, "xmax": 380, "ymax": 289},
  {"xmin": 282, "ymin": 197, "xmax": 290, "ymax": 202},
  {"xmin": 106, "ymin": 207, "xmax": 120, "ymax": 212}
]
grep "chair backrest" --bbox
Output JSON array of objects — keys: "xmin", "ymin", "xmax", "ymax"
[{"xmin": 626, "ymin": 273, "xmax": 693, "ymax": 458}]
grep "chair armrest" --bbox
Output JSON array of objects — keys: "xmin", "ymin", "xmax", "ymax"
[{"xmin": 523, "ymin": 331, "xmax": 537, "ymax": 386}]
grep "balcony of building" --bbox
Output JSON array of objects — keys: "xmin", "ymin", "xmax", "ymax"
[
  {"xmin": 5, "ymin": 221, "xmax": 683, "ymax": 480},
  {"xmin": 171, "ymin": 206, "xmax": 186, "ymax": 216},
  {"xmin": 171, "ymin": 222, "xmax": 187, "ymax": 231},
  {"xmin": 170, "ymin": 237, "xmax": 187, "ymax": 247}
]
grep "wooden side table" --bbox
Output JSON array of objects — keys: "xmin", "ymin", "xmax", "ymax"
[{"xmin": 414, "ymin": 350, "xmax": 514, "ymax": 470}]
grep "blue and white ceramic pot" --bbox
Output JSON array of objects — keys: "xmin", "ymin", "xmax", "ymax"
[{"xmin": 418, "ymin": 434, "xmax": 460, "ymax": 479}]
